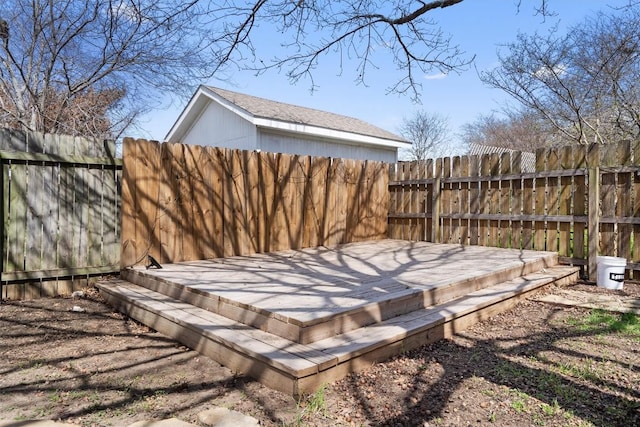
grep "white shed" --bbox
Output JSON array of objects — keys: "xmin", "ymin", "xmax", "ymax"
[{"xmin": 165, "ymin": 85, "xmax": 410, "ymax": 162}]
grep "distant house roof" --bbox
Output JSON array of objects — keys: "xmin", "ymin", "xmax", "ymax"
[
  {"xmin": 467, "ymin": 143, "xmax": 535, "ymax": 173},
  {"xmin": 165, "ymin": 85, "xmax": 410, "ymax": 149}
]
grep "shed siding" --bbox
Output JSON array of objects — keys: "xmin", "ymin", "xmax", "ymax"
[
  {"xmin": 258, "ymin": 130, "xmax": 397, "ymax": 162},
  {"xmin": 183, "ymin": 102, "xmax": 257, "ymax": 150}
]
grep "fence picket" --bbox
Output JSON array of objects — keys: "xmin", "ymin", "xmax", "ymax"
[
  {"xmin": 86, "ymin": 166, "xmax": 103, "ymax": 267},
  {"xmin": 258, "ymin": 151, "xmax": 277, "ymax": 252},
  {"xmin": 546, "ymin": 149, "xmax": 560, "ymax": 253},
  {"xmin": 325, "ymin": 157, "xmax": 343, "ymax": 247},
  {"xmin": 468, "ymin": 156, "xmax": 480, "ymax": 246},
  {"xmin": 103, "ymin": 166, "xmax": 120, "ymax": 266},
  {"xmin": 600, "ymin": 153, "xmax": 616, "ymax": 257},
  {"xmin": 375, "ymin": 161, "xmax": 390, "ymax": 240},
  {"xmin": 450, "ymin": 156, "xmax": 461, "ymax": 245},
  {"xmin": 458, "ymin": 156, "xmax": 470, "ymax": 246},
  {"xmin": 291, "ymin": 155, "xmax": 308, "ymax": 248},
  {"xmin": 512, "ymin": 173, "xmax": 523, "ymax": 250},
  {"xmin": 8, "ymin": 163, "xmax": 28, "ymax": 274},
  {"xmin": 388, "ymin": 163, "xmax": 400, "ymax": 240},
  {"xmin": 121, "ymin": 138, "xmax": 137, "ymax": 267},
  {"xmin": 226, "ymin": 148, "xmax": 250, "ymax": 256},
  {"xmin": 573, "ymin": 146, "xmax": 587, "ymax": 262},
  {"xmin": 425, "ymin": 159, "xmax": 434, "ymax": 242},
  {"xmin": 479, "ymin": 155, "xmax": 492, "ymax": 246},
  {"xmin": 344, "ymin": 158, "xmax": 358, "ymax": 243},
  {"xmin": 160, "ymin": 142, "xmax": 179, "ymax": 262},
  {"xmin": 633, "ymin": 140, "xmax": 640, "ymax": 279},
  {"xmin": 401, "ymin": 162, "xmax": 411, "ymax": 240},
  {"xmin": 499, "ymin": 152, "xmax": 511, "ymax": 249},
  {"xmin": 26, "ymin": 162, "xmax": 44, "ymax": 272},
  {"xmin": 617, "ymin": 141, "xmax": 632, "ymax": 267},
  {"xmin": 441, "ymin": 157, "xmax": 452, "ymax": 243},
  {"xmin": 487, "ymin": 154, "xmax": 500, "ymax": 247},
  {"xmin": 558, "ymin": 146, "xmax": 572, "ymax": 258},
  {"xmin": 243, "ymin": 150, "xmax": 260, "ymax": 253},
  {"xmin": 534, "ymin": 180, "xmax": 547, "ymax": 251},
  {"xmin": 304, "ymin": 156, "xmax": 328, "ymax": 247}
]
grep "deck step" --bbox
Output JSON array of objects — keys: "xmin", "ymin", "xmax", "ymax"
[
  {"xmin": 120, "ymin": 250, "xmax": 557, "ymax": 345},
  {"xmin": 97, "ymin": 265, "xmax": 578, "ymax": 396}
]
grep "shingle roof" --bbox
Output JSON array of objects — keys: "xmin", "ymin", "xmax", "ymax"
[
  {"xmin": 206, "ymin": 86, "xmax": 407, "ymax": 143},
  {"xmin": 467, "ymin": 143, "xmax": 535, "ymax": 173}
]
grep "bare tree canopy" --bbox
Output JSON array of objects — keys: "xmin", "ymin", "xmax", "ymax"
[
  {"xmin": 460, "ymin": 110, "xmax": 554, "ymax": 153},
  {"xmin": 399, "ymin": 110, "xmax": 450, "ymax": 160},
  {"xmin": 480, "ymin": 3, "xmax": 640, "ymax": 145},
  {"xmin": 209, "ymin": 0, "xmax": 472, "ymax": 101},
  {"xmin": 0, "ymin": 0, "xmax": 222, "ymax": 139},
  {"xmin": 0, "ymin": 0, "xmax": 556, "ymax": 140}
]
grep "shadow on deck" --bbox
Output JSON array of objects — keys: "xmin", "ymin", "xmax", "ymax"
[{"xmin": 97, "ymin": 240, "xmax": 579, "ymax": 396}]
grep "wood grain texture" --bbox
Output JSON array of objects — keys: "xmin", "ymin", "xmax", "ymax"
[
  {"xmin": 121, "ymin": 138, "xmax": 137, "ymax": 267},
  {"xmin": 0, "ymin": 130, "xmax": 121, "ymax": 291},
  {"xmin": 120, "ymin": 140, "xmax": 389, "ymax": 265},
  {"xmin": 498, "ymin": 153, "xmax": 511, "ymax": 249}
]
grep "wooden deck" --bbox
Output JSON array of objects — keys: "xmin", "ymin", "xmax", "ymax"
[{"xmin": 97, "ymin": 240, "xmax": 579, "ymax": 396}]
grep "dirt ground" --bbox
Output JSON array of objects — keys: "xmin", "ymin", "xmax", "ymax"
[{"xmin": 0, "ymin": 280, "xmax": 638, "ymax": 427}]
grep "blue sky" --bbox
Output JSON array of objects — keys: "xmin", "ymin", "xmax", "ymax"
[{"xmin": 138, "ymin": 0, "xmax": 630, "ymax": 155}]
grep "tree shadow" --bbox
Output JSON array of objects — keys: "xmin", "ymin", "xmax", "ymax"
[
  {"xmin": 1, "ymin": 129, "xmax": 121, "ymax": 300},
  {"xmin": 339, "ymin": 305, "xmax": 639, "ymax": 427},
  {"xmin": 0, "ymin": 296, "xmax": 250, "ymax": 423}
]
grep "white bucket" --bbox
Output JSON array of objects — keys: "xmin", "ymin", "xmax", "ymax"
[{"xmin": 596, "ymin": 256, "xmax": 626, "ymax": 290}]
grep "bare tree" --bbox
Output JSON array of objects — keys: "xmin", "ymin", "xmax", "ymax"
[
  {"xmin": 209, "ymin": 0, "xmax": 475, "ymax": 102},
  {"xmin": 480, "ymin": 4, "xmax": 640, "ymax": 145},
  {"xmin": 208, "ymin": 1, "xmax": 556, "ymax": 102},
  {"xmin": 0, "ymin": 0, "xmax": 555, "ymax": 139},
  {"xmin": 0, "ymin": 0, "xmax": 223, "ymax": 139},
  {"xmin": 399, "ymin": 110, "xmax": 450, "ymax": 160},
  {"xmin": 460, "ymin": 109, "xmax": 555, "ymax": 152}
]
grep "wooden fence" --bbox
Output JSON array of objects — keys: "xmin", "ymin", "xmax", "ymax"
[
  {"xmin": 121, "ymin": 138, "xmax": 388, "ymax": 267},
  {"xmin": 389, "ymin": 140, "xmax": 640, "ymax": 280},
  {"xmin": 0, "ymin": 129, "xmax": 122, "ymax": 299}
]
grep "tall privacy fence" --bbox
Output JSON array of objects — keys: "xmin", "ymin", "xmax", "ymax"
[
  {"xmin": 0, "ymin": 129, "xmax": 122, "ymax": 299},
  {"xmin": 121, "ymin": 138, "xmax": 389, "ymax": 267},
  {"xmin": 389, "ymin": 141, "xmax": 640, "ymax": 280},
  {"xmin": 7, "ymin": 132, "xmax": 638, "ymax": 299}
]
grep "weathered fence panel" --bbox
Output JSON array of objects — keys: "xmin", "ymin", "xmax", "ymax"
[
  {"xmin": 0, "ymin": 129, "xmax": 122, "ymax": 299},
  {"xmin": 121, "ymin": 138, "xmax": 389, "ymax": 267},
  {"xmin": 389, "ymin": 140, "xmax": 640, "ymax": 281}
]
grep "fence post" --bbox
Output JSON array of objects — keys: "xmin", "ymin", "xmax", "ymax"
[
  {"xmin": 587, "ymin": 144, "xmax": 600, "ymax": 281},
  {"xmin": 431, "ymin": 159, "xmax": 442, "ymax": 243}
]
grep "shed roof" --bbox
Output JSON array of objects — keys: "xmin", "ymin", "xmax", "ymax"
[
  {"xmin": 206, "ymin": 86, "xmax": 407, "ymax": 143},
  {"xmin": 166, "ymin": 85, "xmax": 409, "ymax": 148}
]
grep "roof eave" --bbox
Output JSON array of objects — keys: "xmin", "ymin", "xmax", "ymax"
[
  {"xmin": 165, "ymin": 86, "xmax": 207, "ymax": 142},
  {"xmin": 254, "ymin": 118, "xmax": 411, "ymax": 149},
  {"xmin": 166, "ymin": 85, "xmax": 257, "ymax": 141}
]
